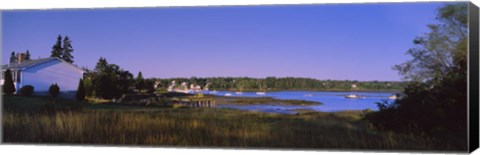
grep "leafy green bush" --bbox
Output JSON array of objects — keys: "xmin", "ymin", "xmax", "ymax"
[
  {"xmin": 49, "ymin": 83, "xmax": 60, "ymax": 97},
  {"xmin": 19, "ymin": 85, "xmax": 34, "ymax": 96},
  {"xmin": 365, "ymin": 70, "xmax": 467, "ymax": 149}
]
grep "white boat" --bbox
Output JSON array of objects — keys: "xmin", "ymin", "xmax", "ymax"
[
  {"xmin": 210, "ymin": 90, "xmax": 218, "ymax": 94},
  {"xmin": 224, "ymin": 93, "xmax": 232, "ymax": 96},
  {"xmin": 388, "ymin": 95, "xmax": 398, "ymax": 100},
  {"xmin": 304, "ymin": 94, "xmax": 313, "ymax": 97},
  {"xmin": 256, "ymin": 92, "xmax": 266, "ymax": 95},
  {"xmin": 235, "ymin": 86, "xmax": 243, "ymax": 95},
  {"xmin": 256, "ymin": 83, "xmax": 266, "ymax": 95},
  {"xmin": 345, "ymin": 94, "xmax": 365, "ymax": 99}
]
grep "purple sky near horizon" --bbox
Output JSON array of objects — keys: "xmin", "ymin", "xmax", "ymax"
[{"xmin": 2, "ymin": 2, "xmax": 446, "ymax": 81}]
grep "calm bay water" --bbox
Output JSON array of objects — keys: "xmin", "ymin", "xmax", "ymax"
[{"xmin": 214, "ymin": 91, "xmax": 396, "ymax": 114}]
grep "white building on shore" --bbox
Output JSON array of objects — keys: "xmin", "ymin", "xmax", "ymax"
[{"xmin": 1, "ymin": 54, "xmax": 84, "ymax": 95}]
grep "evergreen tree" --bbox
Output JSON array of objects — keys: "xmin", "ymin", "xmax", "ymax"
[
  {"xmin": 9, "ymin": 51, "xmax": 16, "ymax": 64},
  {"xmin": 25, "ymin": 50, "xmax": 31, "ymax": 60},
  {"xmin": 94, "ymin": 57, "xmax": 109, "ymax": 72},
  {"xmin": 50, "ymin": 35, "xmax": 63, "ymax": 58},
  {"xmin": 62, "ymin": 36, "xmax": 74, "ymax": 63},
  {"xmin": 135, "ymin": 72, "xmax": 146, "ymax": 92},
  {"xmin": 76, "ymin": 79, "xmax": 86, "ymax": 101},
  {"xmin": 3, "ymin": 69, "xmax": 16, "ymax": 95}
]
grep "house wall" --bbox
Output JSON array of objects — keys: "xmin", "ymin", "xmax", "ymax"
[{"xmin": 20, "ymin": 60, "xmax": 83, "ymax": 92}]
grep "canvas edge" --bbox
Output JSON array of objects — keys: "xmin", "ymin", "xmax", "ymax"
[{"xmin": 468, "ymin": 1, "xmax": 480, "ymax": 153}]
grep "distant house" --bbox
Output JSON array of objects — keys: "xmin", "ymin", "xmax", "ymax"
[
  {"xmin": 1, "ymin": 54, "xmax": 84, "ymax": 96},
  {"xmin": 351, "ymin": 84, "xmax": 357, "ymax": 89}
]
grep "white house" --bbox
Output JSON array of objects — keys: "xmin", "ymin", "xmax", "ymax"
[{"xmin": 1, "ymin": 55, "xmax": 84, "ymax": 95}]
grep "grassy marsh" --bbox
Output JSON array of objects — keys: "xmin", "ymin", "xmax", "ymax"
[
  {"xmin": 212, "ymin": 96, "xmax": 322, "ymax": 106},
  {"xmin": 2, "ymin": 95, "xmax": 446, "ymax": 150}
]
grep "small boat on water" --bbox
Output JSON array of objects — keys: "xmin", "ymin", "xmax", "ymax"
[
  {"xmin": 304, "ymin": 94, "xmax": 313, "ymax": 97},
  {"xmin": 235, "ymin": 87, "xmax": 243, "ymax": 95},
  {"xmin": 256, "ymin": 83, "xmax": 266, "ymax": 95},
  {"xmin": 224, "ymin": 93, "xmax": 232, "ymax": 96},
  {"xmin": 256, "ymin": 92, "xmax": 266, "ymax": 95},
  {"xmin": 388, "ymin": 94, "xmax": 398, "ymax": 100},
  {"xmin": 210, "ymin": 90, "xmax": 218, "ymax": 94},
  {"xmin": 345, "ymin": 94, "xmax": 365, "ymax": 99}
]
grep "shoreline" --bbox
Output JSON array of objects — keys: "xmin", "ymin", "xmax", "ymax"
[
  {"xmin": 210, "ymin": 95, "xmax": 322, "ymax": 106},
  {"xmin": 209, "ymin": 89, "xmax": 401, "ymax": 93}
]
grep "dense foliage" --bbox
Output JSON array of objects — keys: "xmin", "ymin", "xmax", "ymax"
[
  {"xmin": 48, "ymin": 83, "xmax": 60, "ymax": 97},
  {"xmin": 2, "ymin": 69, "xmax": 16, "ymax": 95},
  {"xmin": 366, "ymin": 3, "xmax": 468, "ymax": 150},
  {"xmin": 19, "ymin": 85, "xmax": 34, "ymax": 96},
  {"xmin": 393, "ymin": 4, "xmax": 467, "ymax": 82},
  {"xmin": 153, "ymin": 77, "xmax": 405, "ymax": 91},
  {"xmin": 83, "ymin": 57, "xmax": 134, "ymax": 99}
]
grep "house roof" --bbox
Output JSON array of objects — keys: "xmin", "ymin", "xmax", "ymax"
[{"xmin": 1, "ymin": 57, "xmax": 84, "ymax": 72}]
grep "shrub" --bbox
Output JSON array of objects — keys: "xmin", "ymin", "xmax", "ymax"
[
  {"xmin": 49, "ymin": 83, "xmax": 60, "ymax": 97},
  {"xmin": 3, "ymin": 69, "xmax": 16, "ymax": 95},
  {"xmin": 19, "ymin": 85, "xmax": 34, "ymax": 96},
  {"xmin": 365, "ymin": 69, "xmax": 467, "ymax": 147},
  {"xmin": 76, "ymin": 79, "xmax": 86, "ymax": 101}
]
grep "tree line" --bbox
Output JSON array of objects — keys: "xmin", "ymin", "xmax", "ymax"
[
  {"xmin": 78, "ymin": 57, "xmax": 405, "ymax": 100},
  {"xmin": 153, "ymin": 77, "xmax": 405, "ymax": 91}
]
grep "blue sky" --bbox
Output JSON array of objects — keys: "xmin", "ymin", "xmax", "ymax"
[{"xmin": 2, "ymin": 2, "xmax": 446, "ymax": 81}]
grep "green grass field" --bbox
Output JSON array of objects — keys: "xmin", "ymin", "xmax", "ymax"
[{"xmin": 2, "ymin": 95, "xmax": 448, "ymax": 151}]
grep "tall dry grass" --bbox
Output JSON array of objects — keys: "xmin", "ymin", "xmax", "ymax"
[
  {"xmin": 3, "ymin": 109, "xmax": 438, "ymax": 150},
  {"xmin": 2, "ymin": 95, "xmax": 445, "ymax": 150}
]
